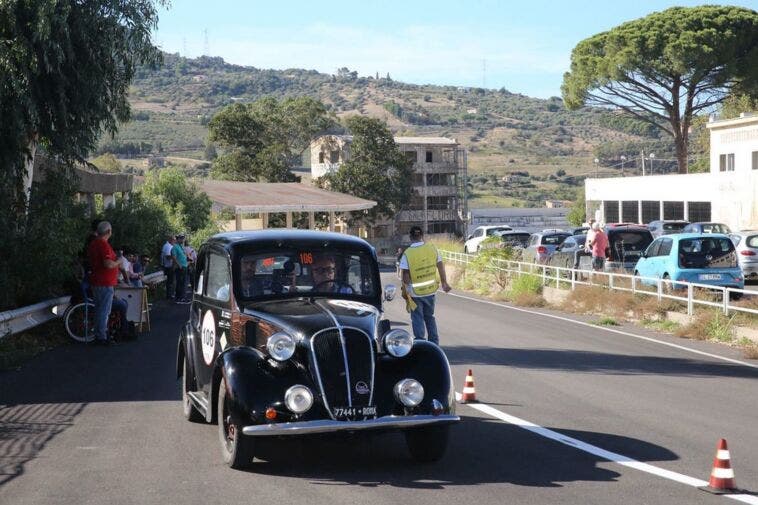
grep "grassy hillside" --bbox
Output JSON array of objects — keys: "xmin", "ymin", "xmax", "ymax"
[{"xmin": 98, "ymin": 53, "xmax": 675, "ymax": 208}]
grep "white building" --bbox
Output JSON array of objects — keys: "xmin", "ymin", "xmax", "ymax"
[{"xmin": 586, "ymin": 113, "xmax": 758, "ymax": 229}]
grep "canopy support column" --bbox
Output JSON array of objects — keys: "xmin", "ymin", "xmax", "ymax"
[
  {"xmin": 329, "ymin": 211, "xmax": 335, "ymax": 232},
  {"xmin": 235, "ymin": 210, "xmax": 242, "ymax": 231},
  {"xmin": 286, "ymin": 211, "xmax": 293, "ymax": 228},
  {"xmin": 309, "ymin": 212, "xmax": 315, "ymax": 229}
]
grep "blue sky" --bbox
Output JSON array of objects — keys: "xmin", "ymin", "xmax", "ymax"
[{"xmin": 155, "ymin": 1, "xmax": 757, "ymax": 99}]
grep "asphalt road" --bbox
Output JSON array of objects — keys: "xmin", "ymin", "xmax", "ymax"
[{"xmin": 1, "ymin": 274, "xmax": 757, "ymax": 505}]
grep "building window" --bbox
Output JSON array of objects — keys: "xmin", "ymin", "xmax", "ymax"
[
  {"xmin": 604, "ymin": 201, "xmax": 619, "ymax": 223},
  {"xmin": 719, "ymin": 153, "xmax": 735, "ymax": 171},
  {"xmin": 663, "ymin": 201, "xmax": 684, "ymax": 220},
  {"xmin": 412, "ymin": 174, "xmax": 425, "ymax": 186},
  {"xmin": 427, "ymin": 196, "xmax": 454, "ymax": 210},
  {"xmin": 426, "ymin": 173, "xmax": 455, "ymax": 186},
  {"xmin": 688, "ymin": 201, "xmax": 711, "ymax": 222},
  {"xmin": 428, "ymin": 221, "xmax": 456, "ymax": 234},
  {"xmin": 404, "ymin": 151, "xmax": 417, "ymax": 164},
  {"xmin": 621, "ymin": 201, "xmax": 639, "ymax": 223},
  {"xmin": 318, "ymin": 152, "xmax": 325, "ymax": 164},
  {"xmin": 641, "ymin": 201, "xmax": 660, "ymax": 224},
  {"xmin": 426, "ymin": 151, "xmax": 433, "ymax": 163},
  {"xmin": 753, "ymin": 151, "xmax": 758, "ymax": 170}
]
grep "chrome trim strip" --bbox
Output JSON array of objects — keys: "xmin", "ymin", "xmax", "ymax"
[
  {"xmin": 317, "ymin": 302, "xmax": 353, "ymax": 407},
  {"xmin": 308, "ymin": 327, "xmax": 335, "ymax": 420},
  {"xmin": 187, "ymin": 391, "xmax": 208, "ymax": 414},
  {"xmin": 340, "ymin": 325, "xmax": 375, "ymax": 408},
  {"xmin": 242, "ymin": 414, "xmax": 459, "ymax": 437}
]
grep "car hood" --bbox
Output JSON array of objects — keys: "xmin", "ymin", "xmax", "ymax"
[{"xmin": 241, "ymin": 298, "xmax": 381, "ymax": 340}]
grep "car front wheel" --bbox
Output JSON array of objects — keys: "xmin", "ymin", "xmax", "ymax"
[
  {"xmin": 405, "ymin": 425, "xmax": 450, "ymax": 463},
  {"xmin": 218, "ymin": 376, "xmax": 254, "ymax": 469}
]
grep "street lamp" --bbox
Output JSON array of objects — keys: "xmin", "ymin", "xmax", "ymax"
[
  {"xmin": 620, "ymin": 155, "xmax": 627, "ymax": 176},
  {"xmin": 649, "ymin": 153, "xmax": 655, "ymax": 175},
  {"xmin": 594, "ymin": 158, "xmax": 599, "ymax": 177}
]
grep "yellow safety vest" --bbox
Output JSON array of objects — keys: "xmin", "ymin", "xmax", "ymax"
[{"xmin": 404, "ymin": 243, "xmax": 440, "ymax": 296}]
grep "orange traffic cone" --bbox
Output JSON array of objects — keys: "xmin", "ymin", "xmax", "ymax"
[
  {"xmin": 460, "ymin": 369, "xmax": 477, "ymax": 403},
  {"xmin": 700, "ymin": 438, "xmax": 739, "ymax": 494}
]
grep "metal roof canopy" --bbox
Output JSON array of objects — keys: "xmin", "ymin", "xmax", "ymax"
[{"xmin": 200, "ymin": 180, "xmax": 376, "ymax": 213}]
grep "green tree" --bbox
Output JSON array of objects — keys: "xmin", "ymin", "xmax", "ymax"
[
  {"xmin": 209, "ymin": 96, "xmax": 335, "ymax": 182},
  {"xmin": 90, "ymin": 154, "xmax": 123, "ymax": 174},
  {"xmin": 0, "ymin": 0, "xmax": 164, "ymax": 210},
  {"xmin": 566, "ymin": 187, "xmax": 586, "ymax": 227},
  {"xmin": 562, "ymin": 6, "xmax": 758, "ymax": 174},
  {"xmin": 140, "ymin": 168, "xmax": 214, "ymax": 235},
  {"xmin": 317, "ymin": 116, "xmax": 413, "ymax": 223}
]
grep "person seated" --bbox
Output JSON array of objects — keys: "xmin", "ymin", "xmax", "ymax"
[{"xmin": 311, "ymin": 254, "xmax": 353, "ymax": 294}]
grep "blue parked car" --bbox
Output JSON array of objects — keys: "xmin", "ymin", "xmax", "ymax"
[{"xmin": 634, "ymin": 233, "xmax": 744, "ymax": 291}]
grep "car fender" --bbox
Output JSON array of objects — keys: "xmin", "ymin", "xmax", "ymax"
[
  {"xmin": 176, "ymin": 322, "xmax": 197, "ymax": 380},
  {"xmin": 374, "ymin": 340, "xmax": 455, "ymax": 416},
  {"xmin": 216, "ymin": 347, "xmax": 320, "ymax": 425}
]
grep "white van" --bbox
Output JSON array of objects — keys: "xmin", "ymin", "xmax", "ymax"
[{"xmin": 464, "ymin": 225, "xmax": 513, "ymax": 253}]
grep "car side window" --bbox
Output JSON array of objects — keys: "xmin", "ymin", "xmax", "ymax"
[
  {"xmin": 206, "ymin": 250, "xmax": 231, "ymax": 302},
  {"xmin": 646, "ymin": 239, "xmax": 662, "ymax": 257},
  {"xmin": 563, "ymin": 238, "xmax": 575, "ymax": 249},
  {"xmin": 194, "ymin": 250, "xmax": 206, "ymax": 295},
  {"xmin": 658, "ymin": 238, "xmax": 673, "ymax": 256},
  {"xmin": 473, "ymin": 229, "xmax": 483, "ymax": 238}
]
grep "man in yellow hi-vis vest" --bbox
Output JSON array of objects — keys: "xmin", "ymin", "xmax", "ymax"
[{"xmin": 399, "ymin": 226, "xmax": 451, "ymax": 345}]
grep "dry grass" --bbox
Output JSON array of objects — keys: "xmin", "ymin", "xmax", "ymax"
[
  {"xmin": 561, "ymin": 286, "xmax": 637, "ymax": 318},
  {"xmin": 511, "ymin": 292, "xmax": 545, "ymax": 307},
  {"xmin": 744, "ymin": 345, "xmax": 758, "ymax": 359},
  {"xmin": 675, "ymin": 311, "xmax": 735, "ymax": 342}
]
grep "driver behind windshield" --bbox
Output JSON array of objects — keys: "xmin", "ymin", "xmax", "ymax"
[{"xmin": 311, "ymin": 254, "xmax": 353, "ymax": 294}]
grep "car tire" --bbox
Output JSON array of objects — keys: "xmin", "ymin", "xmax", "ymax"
[
  {"xmin": 182, "ymin": 355, "xmax": 204, "ymax": 423},
  {"xmin": 464, "ymin": 246, "xmax": 469, "ymax": 254},
  {"xmin": 218, "ymin": 376, "xmax": 254, "ymax": 469},
  {"xmin": 404, "ymin": 425, "xmax": 450, "ymax": 463}
]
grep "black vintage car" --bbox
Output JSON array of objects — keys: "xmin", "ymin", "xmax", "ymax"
[{"xmin": 177, "ymin": 230, "xmax": 459, "ymax": 469}]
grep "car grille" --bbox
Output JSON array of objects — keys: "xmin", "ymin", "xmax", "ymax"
[{"xmin": 310, "ymin": 328, "xmax": 374, "ymax": 417}]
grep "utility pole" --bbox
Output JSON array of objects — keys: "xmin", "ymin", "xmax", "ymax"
[
  {"xmin": 203, "ymin": 29, "xmax": 210, "ymax": 56},
  {"xmin": 641, "ymin": 150, "xmax": 646, "ymax": 176}
]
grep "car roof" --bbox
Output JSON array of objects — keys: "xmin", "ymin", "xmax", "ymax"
[
  {"xmin": 662, "ymin": 232, "xmax": 732, "ymax": 240},
  {"xmin": 206, "ymin": 229, "xmax": 375, "ymax": 253},
  {"xmin": 478, "ymin": 224, "xmax": 512, "ymax": 230},
  {"xmin": 497, "ymin": 229, "xmax": 530, "ymax": 235}
]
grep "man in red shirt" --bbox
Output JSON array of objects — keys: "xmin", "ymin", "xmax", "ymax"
[{"xmin": 87, "ymin": 221, "xmax": 128, "ymax": 344}]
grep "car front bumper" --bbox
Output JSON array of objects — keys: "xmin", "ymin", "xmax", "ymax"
[{"xmin": 242, "ymin": 414, "xmax": 460, "ymax": 437}]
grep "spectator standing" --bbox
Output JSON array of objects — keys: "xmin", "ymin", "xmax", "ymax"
[
  {"xmin": 399, "ymin": 226, "xmax": 451, "ymax": 345},
  {"xmin": 587, "ymin": 222, "xmax": 609, "ymax": 271},
  {"xmin": 116, "ymin": 249, "xmax": 131, "ymax": 285},
  {"xmin": 161, "ymin": 235, "xmax": 176, "ymax": 299},
  {"xmin": 129, "ymin": 253, "xmax": 144, "ymax": 287},
  {"xmin": 182, "ymin": 236, "xmax": 197, "ymax": 291},
  {"xmin": 86, "ymin": 221, "xmax": 128, "ymax": 345},
  {"xmin": 172, "ymin": 234, "xmax": 190, "ymax": 303}
]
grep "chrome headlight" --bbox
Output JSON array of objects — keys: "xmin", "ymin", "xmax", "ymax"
[
  {"xmin": 266, "ymin": 332, "xmax": 295, "ymax": 361},
  {"xmin": 284, "ymin": 385, "xmax": 313, "ymax": 414},
  {"xmin": 394, "ymin": 378, "xmax": 424, "ymax": 407},
  {"xmin": 383, "ymin": 329, "xmax": 413, "ymax": 357}
]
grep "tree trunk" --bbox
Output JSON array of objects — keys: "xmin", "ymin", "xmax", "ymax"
[{"xmin": 673, "ymin": 131, "xmax": 688, "ymax": 174}]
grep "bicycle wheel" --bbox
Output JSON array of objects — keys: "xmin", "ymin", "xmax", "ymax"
[{"xmin": 64, "ymin": 302, "xmax": 96, "ymax": 343}]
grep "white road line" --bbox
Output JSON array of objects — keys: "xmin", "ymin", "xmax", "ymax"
[
  {"xmin": 445, "ymin": 292, "xmax": 758, "ymax": 370},
  {"xmin": 455, "ymin": 393, "xmax": 758, "ymax": 504}
]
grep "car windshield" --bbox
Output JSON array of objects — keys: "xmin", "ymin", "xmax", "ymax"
[
  {"xmin": 235, "ymin": 249, "xmax": 378, "ymax": 300},
  {"xmin": 541, "ymin": 234, "xmax": 570, "ymax": 245},
  {"xmin": 499, "ymin": 233, "xmax": 530, "ymax": 247},
  {"xmin": 609, "ymin": 231, "xmax": 653, "ymax": 262},
  {"xmin": 662, "ymin": 222, "xmax": 687, "ymax": 232},
  {"xmin": 678, "ymin": 237, "xmax": 737, "ymax": 269},
  {"xmin": 700, "ymin": 223, "xmax": 730, "ymax": 234}
]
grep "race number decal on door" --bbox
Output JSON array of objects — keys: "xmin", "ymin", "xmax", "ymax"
[{"xmin": 201, "ymin": 310, "xmax": 217, "ymax": 365}]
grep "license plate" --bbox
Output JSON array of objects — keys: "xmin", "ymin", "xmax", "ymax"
[
  {"xmin": 699, "ymin": 274, "xmax": 722, "ymax": 281},
  {"xmin": 332, "ymin": 406, "xmax": 376, "ymax": 419}
]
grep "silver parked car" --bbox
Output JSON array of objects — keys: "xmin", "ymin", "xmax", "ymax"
[
  {"xmin": 730, "ymin": 230, "xmax": 758, "ymax": 280},
  {"xmin": 523, "ymin": 231, "xmax": 571, "ymax": 264},
  {"xmin": 647, "ymin": 220, "xmax": 689, "ymax": 238}
]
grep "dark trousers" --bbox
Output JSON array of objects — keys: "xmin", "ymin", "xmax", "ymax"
[
  {"xmin": 175, "ymin": 267, "xmax": 186, "ymax": 300},
  {"xmin": 163, "ymin": 266, "xmax": 175, "ymax": 299}
]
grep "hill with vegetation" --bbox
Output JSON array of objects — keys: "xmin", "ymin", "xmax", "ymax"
[{"xmin": 98, "ymin": 53, "xmax": 680, "ymax": 208}]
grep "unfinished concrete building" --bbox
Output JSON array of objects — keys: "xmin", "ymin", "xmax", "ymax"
[{"xmin": 310, "ymin": 135, "xmax": 467, "ymax": 251}]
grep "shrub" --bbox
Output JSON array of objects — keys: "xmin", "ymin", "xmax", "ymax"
[{"xmin": 508, "ymin": 273, "xmax": 542, "ymax": 299}]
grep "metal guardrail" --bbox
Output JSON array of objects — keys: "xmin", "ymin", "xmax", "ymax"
[
  {"xmin": 441, "ymin": 250, "xmax": 758, "ymax": 317},
  {"xmin": 0, "ymin": 271, "xmax": 166, "ymax": 340}
]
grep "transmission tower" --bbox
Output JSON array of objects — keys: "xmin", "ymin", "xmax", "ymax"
[
  {"xmin": 482, "ymin": 59, "xmax": 487, "ymax": 89},
  {"xmin": 182, "ymin": 37, "xmax": 188, "ymax": 57},
  {"xmin": 203, "ymin": 29, "xmax": 209, "ymax": 56}
]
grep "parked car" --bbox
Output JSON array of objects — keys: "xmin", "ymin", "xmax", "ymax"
[
  {"xmin": 523, "ymin": 231, "xmax": 572, "ymax": 264},
  {"xmin": 605, "ymin": 226, "xmax": 654, "ymax": 271},
  {"xmin": 177, "ymin": 230, "xmax": 459, "ymax": 469},
  {"xmin": 464, "ymin": 225, "xmax": 513, "ymax": 253},
  {"xmin": 547, "ymin": 234, "xmax": 587, "ymax": 269},
  {"xmin": 730, "ymin": 230, "xmax": 758, "ymax": 280},
  {"xmin": 682, "ymin": 222, "xmax": 732, "ymax": 234},
  {"xmin": 494, "ymin": 230, "xmax": 531, "ymax": 249},
  {"xmin": 572, "ymin": 226, "xmax": 590, "ymax": 235},
  {"xmin": 647, "ymin": 220, "xmax": 689, "ymax": 238},
  {"xmin": 634, "ymin": 233, "xmax": 744, "ymax": 291},
  {"xmin": 605, "ymin": 222, "xmax": 646, "ymax": 230}
]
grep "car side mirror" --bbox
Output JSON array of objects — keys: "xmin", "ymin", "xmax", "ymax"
[{"xmin": 384, "ymin": 284, "xmax": 397, "ymax": 301}]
